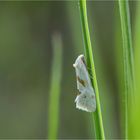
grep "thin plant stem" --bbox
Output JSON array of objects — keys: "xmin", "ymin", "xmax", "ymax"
[
  {"xmin": 118, "ymin": 0, "xmax": 134, "ymax": 138},
  {"xmin": 48, "ymin": 33, "xmax": 63, "ymax": 139},
  {"xmin": 129, "ymin": 2, "xmax": 140, "ymax": 139},
  {"xmin": 79, "ymin": 0, "xmax": 105, "ymax": 139}
]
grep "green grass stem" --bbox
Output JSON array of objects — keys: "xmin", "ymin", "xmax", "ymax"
[
  {"xmin": 118, "ymin": 0, "xmax": 134, "ymax": 138},
  {"xmin": 130, "ymin": 2, "xmax": 140, "ymax": 139},
  {"xmin": 79, "ymin": 0, "xmax": 105, "ymax": 139},
  {"xmin": 48, "ymin": 33, "xmax": 63, "ymax": 139}
]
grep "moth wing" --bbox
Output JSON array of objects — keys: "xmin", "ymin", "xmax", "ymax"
[
  {"xmin": 78, "ymin": 65, "xmax": 92, "ymax": 88},
  {"xmin": 73, "ymin": 55, "xmax": 96, "ymax": 112},
  {"xmin": 73, "ymin": 55, "xmax": 92, "ymax": 92},
  {"xmin": 76, "ymin": 78, "xmax": 85, "ymax": 93},
  {"xmin": 75, "ymin": 90, "xmax": 96, "ymax": 112}
]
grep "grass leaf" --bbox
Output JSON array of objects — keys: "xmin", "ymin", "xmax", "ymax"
[
  {"xmin": 48, "ymin": 32, "xmax": 63, "ymax": 139},
  {"xmin": 118, "ymin": 0, "xmax": 134, "ymax": 138},
  {"xmin": 79, "ymin": 0, "xmax": 105, "ymax": 139}
]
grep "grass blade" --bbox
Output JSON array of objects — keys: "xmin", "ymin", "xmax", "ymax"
[
  {"xmin": 130, "ymin": 1, "xmax": 140, "ymax": 138},
  {"xmin": 48, "ymin": 33, "xmax": 63, "ymax": 139},
  {"xmin": 79, "ymin": 0, "xmax": 105, "ymax": 139},
  {"xmin": 118, "ymin": 0, "xmax": 134, "ymax": 138}
]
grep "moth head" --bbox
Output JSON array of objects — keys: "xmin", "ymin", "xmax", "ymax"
[{"xmin": 73, "ymin": 54, "xmax": 85, "ymax": 68}]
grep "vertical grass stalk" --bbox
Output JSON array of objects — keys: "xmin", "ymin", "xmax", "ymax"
[
  {"xmin": 48, "ymin": 33, "xmax": 63, "ymax": 139},
  {"xmin": 130, "ymin": 2, "xmax": 140, "ymax": 138},
  {"xmin": 118, "ymin": 0, "xmax": 134, "ymax": 138},
  {"xmin": 79, "ymin": 0, "xmax": 105, "ymax": 139}
]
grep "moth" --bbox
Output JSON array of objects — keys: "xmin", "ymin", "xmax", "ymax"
[{"xmin": 73, "ymin": 54, "xmax": 96, "ymax": 112}]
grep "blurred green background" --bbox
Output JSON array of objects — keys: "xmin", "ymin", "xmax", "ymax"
[{"xmin": 0, "ymin": 1, "xmax": 138, "ymax": 139}]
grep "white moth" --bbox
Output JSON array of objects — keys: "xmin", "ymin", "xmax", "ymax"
[{"xmin": 73, "ymin": 54, "xmax": 96, "ymax": 112}]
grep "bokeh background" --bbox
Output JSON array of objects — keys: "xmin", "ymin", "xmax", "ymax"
[{"xmin": 0, "ymin": 1, "xmax": 138, "ymax": 139}]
